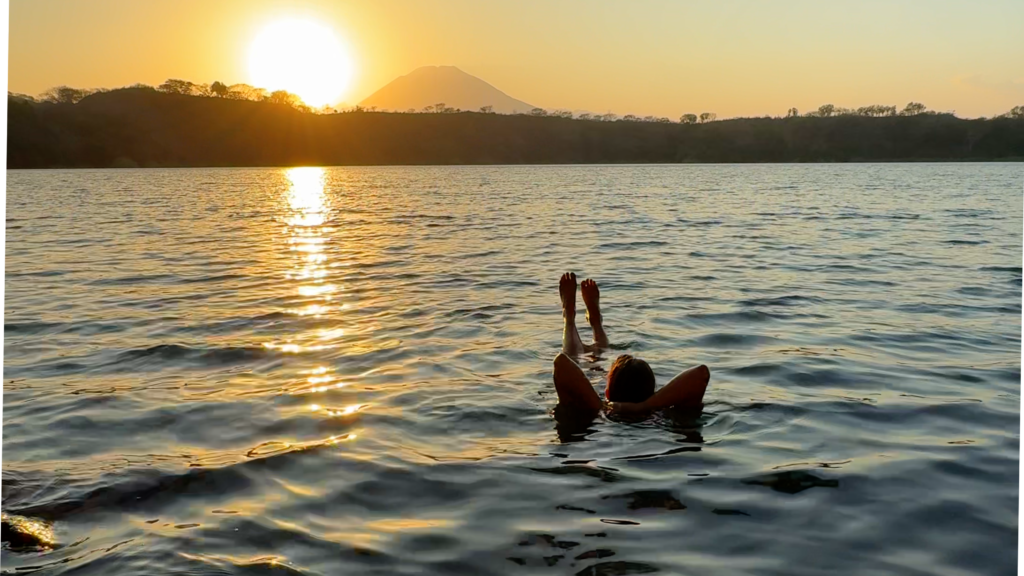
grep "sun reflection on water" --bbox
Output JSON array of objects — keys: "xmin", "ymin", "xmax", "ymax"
[
  {"xmin": 269, "ymin": 168, "xmax": 367, "ymax": 433},
  {"xmin": 282, "ymin": 168, "xmax": 336, "ymax": 322},
  {"xmin": 269, "ymin": 167, "xmax": 342, "ymax": 346}
]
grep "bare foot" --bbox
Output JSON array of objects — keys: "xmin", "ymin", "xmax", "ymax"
[
  {"xmin": 559, "ymin": 272, "xmax": 577, "ymax": 319},
  {"xmin": 581, "ymin": 278, "xmax": 602, "ymax": 325}
]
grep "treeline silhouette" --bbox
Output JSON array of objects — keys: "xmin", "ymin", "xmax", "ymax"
[{"xmin": 8, "ymin": 84, "xmax": 1024, "ymax": 168}]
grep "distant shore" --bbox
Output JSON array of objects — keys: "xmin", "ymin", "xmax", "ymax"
[{"xmin": 8, "ymin": 88, "xmax": 1024, "ymax": 168}]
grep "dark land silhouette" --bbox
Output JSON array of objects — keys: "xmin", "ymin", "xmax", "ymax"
[
  {"xmin": 7, "ymin": 87, "xmax": 1024, "ymax": 168},
  {"xmin": 359, "ymin": 65, "xmax": 536, "ymax": 114}
]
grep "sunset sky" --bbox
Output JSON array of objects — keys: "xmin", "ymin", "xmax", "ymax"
[{"xmin": 8, "ymin": 0, "xmax": 1023, "ymax": 118}]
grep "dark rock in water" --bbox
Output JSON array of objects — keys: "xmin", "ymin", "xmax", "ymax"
[
  {"xmin": 742, "ymin": 470, "xmax": 840, "ymax": 494},
  {"xmin": 1, "ymin": 512, "xmax": 56, "ymax": 551}
]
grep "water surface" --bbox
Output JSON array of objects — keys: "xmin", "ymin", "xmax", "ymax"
[{"xmin": 3, "ymin": 164, "xmax": 1020, "ymax": 575}]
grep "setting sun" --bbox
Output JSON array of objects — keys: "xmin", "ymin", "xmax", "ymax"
[{"xmin": 248, "ymin": 19, "xmax": 353, "ymax": 108}]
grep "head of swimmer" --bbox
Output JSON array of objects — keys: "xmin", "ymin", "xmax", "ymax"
[{"xmin": 605, "ymin": 354, "xmax": 655, "ymax": 403}]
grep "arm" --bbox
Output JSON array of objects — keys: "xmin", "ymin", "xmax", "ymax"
[
  {"xmin": 609, "ymin": 364, "xmax": 710, "ymax": 415},
  {"xmin": 643, "ymin": 365, "xmax": 710, "ymax": 411},
  {"xmin": 552, "ymin": 353, "xmax": 602, "ymax": 413}
]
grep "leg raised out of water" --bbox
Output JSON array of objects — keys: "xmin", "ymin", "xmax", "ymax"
[
  {"xmin": 560, "ymin": 272, "xmax": 586, "ymax": 356},
  {"xmin": 581, "ymin": 278, "xmax": 609, "ymax": 348}
]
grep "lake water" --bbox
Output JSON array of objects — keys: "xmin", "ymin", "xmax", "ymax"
[{"xmin": 3, "ymin": 165, "xmax": 1020, "ymax": 575}]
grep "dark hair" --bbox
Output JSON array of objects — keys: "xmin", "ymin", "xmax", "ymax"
[{"xmin": 605, "ymin": 354, "xmax": 655, "ymax": 403}]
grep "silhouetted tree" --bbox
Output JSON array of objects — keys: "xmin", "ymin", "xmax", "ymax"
[
  {"xmin": 577, "ymin": 112, "xmax": 592, "ymax": 120},
  {"xmin": 8, "ymin": 91, "xmax": 36, "ymax": 103},
  {"xmin": 622, "ymin": 114, "xmax": 638, "ymax": 122},
  {"xmin": 530, "ymin": 108, "xmax": 548, "ymax": 117},
  {"xmin": 224, "ymin": 84, "xmax": 266, "ymax": 101},
  {"xmin": 266, "ymin": 90, "xmax": 308, "ymax": 111},
  {"xmin": 699, "ymin": 112, "xmax": 717, "ymax": 123},
  {"xmin": 158, "ymin": 79, "xmax": 196, "ymax": 95},
  {"xmin": 210, "ymin": 81, "xmax": 229, "ymax": 97},
  {"xmin": 786, "ymin": 108, "xmax": 799, "ymax": 118},
  {"xmin": 553, "ymin": 110, "xmax": 573, "ymax": 118},
  {"xmin": 1005, "ymin": 105, "xmax": 1024, "ymax": 119},
  {"xmin": 857, "ymin": 104, "xmax": 896, "ymax": 117},
  {"xmin": 479, "ymin": 105, "xmax": 494, "ymax": 113},
  {"xmin": 816, "ymin": 104, "xmax": 836, "ymax": 117},
  {"xmin": 40, "ymin": 86, "xmax": 93, "ymax": 104},
  {"xmin": 598, "ymin": 113, "xmax": 618, "ymax": 122},
  {"xmin": 679, "ymin": 114, "xmax": 698, "ymax": 124},
  {"xmin": 900, "ymin": 102, "xmax": 927, "ymax": 116}
]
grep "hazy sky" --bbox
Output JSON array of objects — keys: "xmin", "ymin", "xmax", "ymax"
[{"xmin": 9, "ymin": 0, "xmax": 1023, "ymax": 118}]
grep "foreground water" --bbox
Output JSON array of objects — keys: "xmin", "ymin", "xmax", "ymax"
[{"xmin": 3, "ymin": 165, "xmax": 1020, "ymax": 575}]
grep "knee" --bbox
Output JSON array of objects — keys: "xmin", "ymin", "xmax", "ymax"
[{"xmin": 698, "ymin": 364, "xmax": 710, "ymax": 382}]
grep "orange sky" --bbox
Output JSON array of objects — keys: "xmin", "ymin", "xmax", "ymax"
[{"xmin": 8, "ymin": 0, "xmax": 1024, "ymax": 118}]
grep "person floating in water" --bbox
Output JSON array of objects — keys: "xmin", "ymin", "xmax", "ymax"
[{"xmin": 553, "ymin": 272, "xmax": 710, "ymax": 416}]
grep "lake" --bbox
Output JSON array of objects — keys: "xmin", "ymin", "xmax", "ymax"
[{"xmin": 3, "ymin": 164, "xmax": 1020, "ymax": 575}]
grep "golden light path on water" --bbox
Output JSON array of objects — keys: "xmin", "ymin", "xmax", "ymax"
[{"xmin": 268, "ymin": 167, "xmax": 360, "ymax": 419}]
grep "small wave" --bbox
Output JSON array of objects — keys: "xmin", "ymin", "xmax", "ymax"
[
  {"xmin": 596, "ymin": 240, "xmax": 669, "ymax": 250},
  {"xmin": 5, "ymin": 435, "xmax": 354, "ymax": 521},
  {"xmin": 444, "ymin": 304, "xmax": 505, "ymax": 320},
  {"xmin": 739, "ymin": 295, "xmax": 826, "ymax": 307},
  {"xmin": 979, "ymin": 266, "xmax": 1021, "ymax": 274},
  {"xmin": 5, "ymin": 320, "xmax": 65, "ymax": 335},
  {"xmin": 742, "ymin": 470, "xmax": 839, "ymax": 494},
  {"xmin": 462, "ymin": 250, "xmax": 503, "ymax": 258},
  {"xmin": 945, "ymin": 208, "xmax": 993, "ymax": 218},
  {"xmin": 6, "ymin": 319, "xmax": 134, "ymax": 337},
  {"xmin": 956, "ymin": 286, "xmax": 994, "ymax": 296},
  {"xmin": 109, "ymin": 344, "xmax": 274, "ymax": 368},
  {"xmin": 6, "ymin": 270, "xmax": 67, "ymax": 278},
  {"xmin": 177, "ymin": 273, "xmax": 250, "ymax": 284},
  {"xmin": 86, "ymin": 274, "xmax": 179, "ymax": 286},
  {"xmin": 692, "ymin": 333, "xmax": 778, "ymax": 348},
  {"xmin": 685, "ymin": 310, "xmax": 788, "ymax": 325},
  {"xmin": 577, "ymin": 561, "xmax": 655, "ymax": 573},
  {"xmin": 729, "ymin": 363, "xmax": 786, "ymax": 377},
  {"xmin": 894, "ymin": 302, "xmax": 1020, "ymax": 317},
  {"xmin": 944, "ymin": 240, "xmax": 987, "ymax": 246}
]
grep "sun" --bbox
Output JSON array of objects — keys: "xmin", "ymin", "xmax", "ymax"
[{"xmin": 248, "ymin": 19, "xmax": 353, "ymax": 108}]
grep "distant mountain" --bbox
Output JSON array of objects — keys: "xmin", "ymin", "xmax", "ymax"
[{"xmin": 359, "ymin": 66, "xmax": 536, "ymax": 114}]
